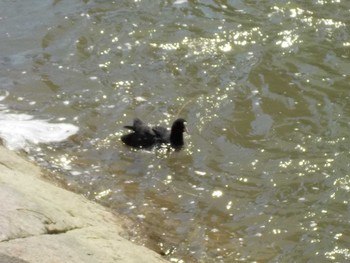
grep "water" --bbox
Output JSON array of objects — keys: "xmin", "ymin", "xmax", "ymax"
[{"xmin": 1, "ymin": 0, "xmax": 350, "ymax": 262}]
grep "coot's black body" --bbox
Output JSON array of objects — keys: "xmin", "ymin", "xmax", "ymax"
[
  {"xmin": 121, "ymin": 118, "xmax": 187, "ymax": 149},
  {"xmin": 121, "ymin": 118, "xmax": 157, "ymax": 148}
]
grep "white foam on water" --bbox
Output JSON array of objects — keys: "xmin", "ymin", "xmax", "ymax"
[
  {"xmin": 0, "ymin": 93, "xmax": 78, "ymax": 150},
  {"xmin": 0, "ymin": 112, "xmax": 79, "ymax": 150}
]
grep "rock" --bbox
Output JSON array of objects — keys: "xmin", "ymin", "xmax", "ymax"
[{"xmin": 0, "ymin": 146, "xmax": 168, "ymax": 263}]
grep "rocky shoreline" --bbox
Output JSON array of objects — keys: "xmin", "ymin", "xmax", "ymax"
[{"xmin": 0, "ymin": 146, "xmax": 168, "ymax": 263}]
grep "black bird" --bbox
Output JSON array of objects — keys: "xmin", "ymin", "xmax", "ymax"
[
  {"xmin": 121, "ymin": 118, "xmax": 187, "ymax": 149},
  {"xmin": 121, "ymin": 118, "xmax": 156, "ymax": 148}
]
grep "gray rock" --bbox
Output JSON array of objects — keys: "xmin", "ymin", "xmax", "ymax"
[{"xmin": 0, "ymin": 146, "xmax": 168, "ymax": 263}]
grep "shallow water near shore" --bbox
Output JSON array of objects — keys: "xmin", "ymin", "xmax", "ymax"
[{"xmin": 1, "ymin": 0, "xmax": 350, "ymax": 262}]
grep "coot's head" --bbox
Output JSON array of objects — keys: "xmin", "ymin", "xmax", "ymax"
[{"xmin": 171, "ymin": 118, "xmax": 187, "ymax": 133}]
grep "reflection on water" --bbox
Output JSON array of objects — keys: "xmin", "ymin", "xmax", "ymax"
[{"xmin": 1, "ymin": 0, "xmax": 350, "ymax": 261}]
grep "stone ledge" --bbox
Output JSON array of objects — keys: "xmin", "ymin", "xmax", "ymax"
[{"xmin": 0, "ymin": 146, "xmax": 168, "ymax": 263}]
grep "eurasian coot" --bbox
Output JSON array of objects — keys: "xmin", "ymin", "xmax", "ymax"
[{"xmin": 121, "ymin": 118, "xmax": 187, "ymax": 149}]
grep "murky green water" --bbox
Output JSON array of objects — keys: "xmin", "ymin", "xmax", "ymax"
[{"xmin": 1, "ymin": 0, "xmax": 350, "ymax": 262}]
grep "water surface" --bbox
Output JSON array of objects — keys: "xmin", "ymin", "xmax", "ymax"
[{"xmin": 1, "ymin": 0, "xmax": 350, "ymax": 262}]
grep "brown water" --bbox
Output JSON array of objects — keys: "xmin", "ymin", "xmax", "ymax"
[{"xmin": 1, "ymin": 0, "xmax": 350, "ymax": 262}]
